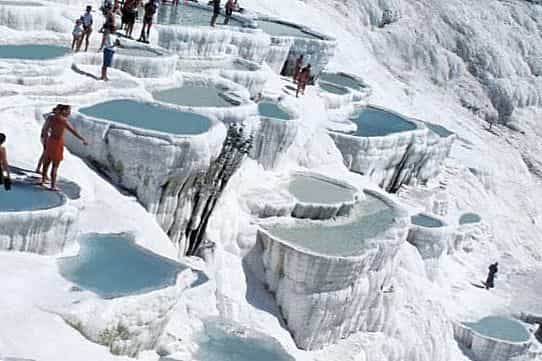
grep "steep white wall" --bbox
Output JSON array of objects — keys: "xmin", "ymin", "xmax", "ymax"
[{"xmin": 0, "ymin": 2, "xmax": 72, "ymax": 32}]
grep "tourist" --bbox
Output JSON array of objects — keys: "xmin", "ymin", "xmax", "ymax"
[
  {"xmin": 100, "ymin": 32, "xmax": 122, "ymax": 81},
  {"xmin": 123, "ymin": 0, "xmax": 140, "ymax": 38},
  {"xmin": 232, "ymin": 0, "xmax": 242, "ymax": 12},
  {"xmin": 296, "ymin": 64, "xmax": 311, "ymax": 97},
  {"xmin": 138, "ymin": 0, "xmax": 158, "ymax": 43},
  {"xmin": 223, "ymin": 0, "xmax": 234, "ymax": 25},
  {"xmin": 101, "ymin": 0, "xmax": 113, "ymax": 15},
  {"xmin": 210, "ymin": 0, "xmax": 220, "ymax": 27},
  {"xmin": 485, "ymin": 262, "xmax": 498, "ymax": 289},
  {"xmin": 41, "ymin": 105, "xmax": 88, "ymax": 191},
  {"xmin": 293, "ymin": 54, "xmax": 303, "ymax": 83},
  {"xmin": 36, "ymin": 105, "xmax": 61, "ymax": 175},
  {"xmin": 81, "ymin": 5, "xmax": 93, "ymax": 52},
  {"xmin": 0, "ymin": 133, "xmax": 11, "ymax": 191},
  {"xmin": 71, "ymin": 19, "xmax": 84, "ymax": 52}
]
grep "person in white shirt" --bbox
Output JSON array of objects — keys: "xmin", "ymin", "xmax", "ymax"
[
  {"xmin": 81, "ymin": 5, "xmax": 93, "ymax": 52},
  {"xmin": 71, "ymin": 19, "xmax": 84, "ymax": 52},
  {"xmin": 100, "ymin": 32, "xmax": 122, "ymax": 81}
]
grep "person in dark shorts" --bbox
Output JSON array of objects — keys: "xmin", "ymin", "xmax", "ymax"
[
  {"xmin": 223, "ymin": 0, "xmax": 234, "ymax": 25},
  {"xmin": 123, "ymin": 0, "xmax": 139, "ymax": 38},
  {"xmin": 210, "ymin": 0, "xmax": 220, "ymax": 27},
  {"xmin": 100, "ymin": 32, "xmax": 122, "ymax": 81},
  {"xmin": 138, "ymin": 0, "xmax": 157, "ymax": 43},
  {"xmin": 81, "ymin": 5, "xmax": 93, "ymax": 52}
]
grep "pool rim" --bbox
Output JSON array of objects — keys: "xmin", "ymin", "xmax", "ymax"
[
  {"xmin": 257, "ymin": 99, "xmax": 296, "ymax": 121},
  {"xmin": 318, "ymin": 71, "xmax": 369, "ymax": 91},
  {"xmin": 254, "ymin": 16, "xmax": 335, "ymax": 41},
  {"xmin": 459, "ymin": 212, "xmax": 482, "ymax": 225},
  {"xmin": 410, "ymin": 212, "xmax": 447, "ymax": 229},
  {"xmin": 286, "ymin": 171, "xmax": 359, "ymax": 207},
  {"xmin": 0, "ymin": 180, "xmax": 68, "ymax": 214},
  {"xmin": 453, "ymin": 316, "xmax": 533, "ymax": 345}
]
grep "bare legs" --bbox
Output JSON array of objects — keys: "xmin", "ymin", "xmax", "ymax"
[
  {"xmin": 138, "ymin": 22, "xmax": 151, "ymax": 42},
  {"xmin": 83, "ymin": 29, "xmax": 92, "ymax": 51},
  {"xmin": 41, "ymin": 158, "xmax": 60, "ymax": 191},
  {"xmin": 210, "ymin": 14, "xmax": 218, "ymax": 27}
]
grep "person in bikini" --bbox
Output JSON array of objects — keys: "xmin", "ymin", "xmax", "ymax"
[
  {"xmin": 41, "ymin": 105, "xmax": 88, "ymax": 191},
  {"xmin": 36, "ymin": 104, "xmax": 61, "ymax": 176}
]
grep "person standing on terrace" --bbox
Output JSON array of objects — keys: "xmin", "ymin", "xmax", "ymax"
[
  {"xmin": 293, "ymin": 54, "xmax": 304, "ymax": 83},
  {"xmin": 210, "ymin": 0, "xmax": 221, "ymax": 27},
  {"xmin": 223, "ymin": 0, "xmax": 234, "ymax": 25},
  {"xmin": 41, "ymin": 105, "xmax": 88, "ymax": 191},
  {"xmin": 0, "ymin": 133, "xmax": 11, "ymax": 191},
  {"xmin": 123, "ymin": 0, "xmax": 140, "ymax": 38},
  {"xmin": 36, "ymin": 105, "xmax": 61, "ymax": 175},
  {"xmin": 296, "ymin": 64, "xmax": 311, "ymax": 97},
  {"xmin": 81, "ymin": 5, "xmax": 94, "ymax": 52},
  {"xmin": 138, "ymin": 0, "xmax": 157, "ymax": 43}
]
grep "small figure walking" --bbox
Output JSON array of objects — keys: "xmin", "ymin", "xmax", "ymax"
[
  {"xmin": 81, "ymin": 5, "xmax": 94, "ymax": 52},
  {"xmin": 296, "ymin": 64, "xmax": 311, "ymax": 98},
  {"xmin": 293, "ymin": 54, "xmax": 303, "ymax": 83},
  {"xmin": 0, "ymin": 133, "xmax": 11, "ymax": 191},
  {"xmin": 210, "ymin": 0, "xmax": 220, "ymax": 27},
  {"xmin": 138, "ymin": 0, "xmax": 157, "ymax": 43},
  {"xmin": 485, "ymin": 262, "xmax": 498, "ymax": 289}
]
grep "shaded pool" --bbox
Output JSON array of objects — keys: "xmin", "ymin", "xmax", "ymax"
[
  {"xmin": 263, "ymin": 193, "xmax": 396, "ymax": 256},
  {"xmin": 463, "ymin": 316, "xmax": 530, "ymax": 342},
  {"xmin": 288, "ymin": 174, "xmax": 355, "ymax": 204},
  {"xmin": 459, "ymin": 212, "xmax": 481, "ymax": 225},
  {"xmin": 195, "ymin": 318, "xmax": 295, "ymax": 361},
  {"xmin": 320, "ymin": 82, "xmax": 349, "ymax": 95},
  {"xmin": 349, "ymin": 107, "xmax": 417, "ymax": 137},
  {"xmin": 257, "ymin": 19, "xmax": 320, "ymax": 39},
  {"xmin": 152, "ymin": 86, "xmax": 235, "ymax": 108},
  {"xmin": 58, "ymin": 233, "xmax": 185, "ymax": 298},
  {"xmin": 411, "ymin": 214, "xmax": 444, "ymax": 228},
  {"xmin": 258, "ymin": 101, "xmax": 291, "ymax": 120},
  {"xmin": 319, "ymin": 72, "xmax": 365, "ymax": 91},
  {"xmin": 424, "ymin": 121, "xmax": 454, "ymax": 138},
  {"xmin": 79, "ymin": 99, "xmax": 213, "ymax": 135},
  {"xmin": 0, "ymin": 182, "xmax": 65, "ymax": 212},
  {"xmin": 157, "ymin": 3, "xmax": 242, "ymax": 26},
  {"xmin": 0, "ymin": 44, "xmax": 70, "ymax": 60}
]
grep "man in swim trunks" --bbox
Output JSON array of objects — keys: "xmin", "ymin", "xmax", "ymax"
[
  {"xmin": 81, "ymin": 5, "xmax": 93, "ymax": 52},
  {"xmin": 138, "ymin": 0, "xmax": 157, "ymax": 43},
  {"xmin": 41, "ymin": 105, "xmax": 88, "ymax": 191},
  {"xmin": 210, "ymin": 0, "xmax": 220, "ymax": 27}
]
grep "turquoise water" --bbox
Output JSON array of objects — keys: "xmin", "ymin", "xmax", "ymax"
[
  {"xmin": 79, "ymin": 100, "xmax": 212, "ymax": 135},
  {"xmin": 196, "ymin": 318, "xmax": 295, "ymax": 361},
  {"xmin": 459, "ymin": 212, "xmax": 481, "ymax": 225},
  {"xmin": 58, "ymin": 234, "xmax": 185, "ymax": 299},
  {"xmin": 319, "ymin": 72, "xmax": 365, "ymax": 91},
  {"xmin": 257, "ymin": 20, "xmax": 320, "ymax": 39},
  {"xmin": 0, "ymin": 182, "xmax": 65, "ymax": 212},
  {"xmin": 288, "ymin": 174, "xmax": 355, "ymax": 204},
  {"xmin": 350, "ymin": 107, "xmax": 417, "ymax": 137},
  {"xmin": 157, "ymin": 3, "xmax": 242, "ymax": 26},
  {"xmin": 0, "ymin": 45, "xmax": 70, "ymax": 60},
  {"xmin": 320, "ymin": 82, "xmax": 349, "ymax": 95},
  {"xmin": 258, "ymin": 102, "xmax": 291, "ymax": 120},
  {"xmin": 411, "ymin": 214, "xmax": 443, "ymax": 228},
  {"xmin": 152, "ymin": 86, "xmax": 234, "ymax": 107},
  {"xmin": 464, "ymin": 316, "xmax": 530, "ymax": 342},
  {"xmin": 0, "ymin": 0, "xmax": 43, "ymax": 5},
  {"xmin": 424, "ymin": 121, "xmax": 454, "ymax": 137},
  {"xmin": 264, "ymin": 193, "xmax": 395, "ymax": 256}
]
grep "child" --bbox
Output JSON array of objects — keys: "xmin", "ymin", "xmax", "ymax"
[
  {"xmin": 101, "ymin": 32, "xmax": 122, "ymax": 81},
  {"xmin": 72, "ymin": 19, "xmax": 84, "ymax": 52}
]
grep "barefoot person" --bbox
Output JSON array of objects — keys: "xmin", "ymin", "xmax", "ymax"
[
  {"xmin": 81, "ymin": 5, "xmax": 93, "ymax": 52},
  {"xmin": 293, "ymin": 54, "xmax": 303, "ymax": 83},
  {"xmin": 296, "ymin": 64, "xmax": 311, "ymax": 97},
  {"xmin": 223, "ymin": 0, "xmax": 234, "ymax": 25},
  {"xmin": 36, "ymin": 105, "xmax": 61, "ymax": 175},
  {"xmin": 41, "ymin": 105, "xmax": 88, "ymax": 191},
  {"xmin": 123, "ymin": 0, "xmax": 139, "ymax": 38},
  {"xmin": 0, "ymin": 133, "xmax": 11, "ymax": 191},
  {"xmin": 210, "ymin": 0, "xmax": 220, "ymax": 27},
  {"xmin": 138, "ymin": 0, "xmax": 157, "ymax": 43},
  {"xmin": 100, "ymin": 32, "xmax": 122, "ymax": 81},
  {"xmin": 72, "ymin": 19, "xmax": 84, "ymax": 51}
]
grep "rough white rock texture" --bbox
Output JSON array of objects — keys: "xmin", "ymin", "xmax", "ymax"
[
  {"xmin": 329, "ymin": 108, "xmax": 455, "ymax": 193},
  {"xmin": 61, "ymin": 269, "xmax": 196, "ymax": 357},
  {"xmin": 264, "ymin": 37, "xmax": 294, "ymax": 74},
  {"xmin": 74, "ymin": 44, "xmax": 178, "ymax": 79},
  {"xmin": 219, "ymin": 59, "xmax": 269, "ymax": 98},
  {"xmin": 0, "ymin": 201, "xmax": 78, "ymax": 255},
  {"xmin": 257, "ymin": 190, "xmax": 410, "ymax": 350},
  {"xmin": 450, "ymin": 221, "xmax": 490, "ymax": 255},
  {"xmin": 452, "ymin": 321, "xmax": 532, "ymax": 361},
  {"xmin": 0, "ymin": 1, "xmax": 72, "ymax": 32},
  {"xmin": 250, "ymin": 114, "xmax": 298, "ymax": 169}
]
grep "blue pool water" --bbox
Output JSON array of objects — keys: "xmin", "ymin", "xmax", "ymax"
[
  {"xmin": 459, "ymin": 212, "xmax": 481, "ymax": 225},
  {"xmin": 258, "ymin": 102, "xmax": 292, "ymax": 120},
  {"xmin": 58, "ymin": 233, "xmax": 185, "ymax": 298},
  {"xmin": 157, "ymin": 3, "xmax": 242, "ymax": 26},
  {"xmin": 320, "ymin": 82, "xmax": 349, "ymax": 95},
  {"xmin": 319, "ymin": 72, "xmax": 365, "ymax": 91},
  {"xmin": 464, "ymin": 316, "xmax": 530, "ymax": 342},
  {"xmin": 350, "ymin": 107, "xmax": 417, "ymax": 137},
  {"xmin": 195, "ymin": 318, "xmax": 295, "ymax": 361},
  {"xmin": 288, "ymin": 174, "xmax": 355, "ymax": 204},
  {"xmin": 424, "ymin": 121, "xmax": 454, "ymax": 137},
  {"xmin": 79, "ymin": 100, "xmax": 213, "ymax": 135},
  {"xmin": 0, "ymin": 182, "xmax": 65, "ymax": 212},
  {"xmin": 257, "ymin": 19, "xmax": 320, "ymax": 39},
  {"xmin": 411, "ymin": 214, "xmax": 444, "ymax": 228},
  {"xmin": 0, "ymin": 0, "xmax": 43, "ymax": 5},
  {"xmin": 0, "ymin": 45, "xmax": 70, "ymax": 60},
  {"xmin": 264, "ymin": 193, "xmax": 396, "ymax": 256},
  {"xmin": 152, "ymin": 86, "xmax": 234, "ymax": 107}
]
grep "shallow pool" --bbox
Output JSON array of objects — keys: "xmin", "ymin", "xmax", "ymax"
[
  {"xmin": 411, "ymin": 214, "xmax": 444, "ymax": 228},
  {"xmin": 195, "ymin": 318, "xmax": 295, "ymax": 361},
  {"xmin": 264, "ymin": 193, "xmax": 395, "ymax": 256},
  {"xmin": 257, "ymin": 19, "xmax": 320, "ymax": 39},
  {"xmin": 0, "ymin": 182, "xmax": 65, "ymax": 212},
  {"xmin": 157, "ymin": 3, "xmax": 242, "ymax": 26},
  {"xmin": 152, "ymin": 86, "xmax": 234, "ymax": 108},
  {"xmin": 0, "ymin": 44, "xmax": 70, "ymax": 60},
  {"xmin": 349, "ymin": 107, "xmax": 417, "ymax": 137},
  {"xmin": 288, "ymin": 174, "xmax": 355, "ymax": 204},
  {"xmin": 0, "ymin": 0, "xmax": 42, "ymax": 5},
  {"xmin": 258, "ymin": 102, "xmax": 291, "ymax": 120},
  {"xmin": 319, "ymin": 72, "xmax": 365, "ymax": 91},
  {"xmin": 464, "ymin": 316, "xmax": 530, "ymax": 342},
  {"xmin": 79, "ymin": 99, "xmax": 213, "ymax": 135},
  {"xmin": 320, "ymin": 82, "xmax": 349, "ymax": 95},
  {"xmin": 424, "ymin": 121, "xmax": 454, "ymax": 137},
  {"xmin": 58, "ymin": 233, "xmax": 185, "ymax": 298},
  {"xmin": 459, "ymin": 212, "xmax": 481, "ymax": 225}
]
